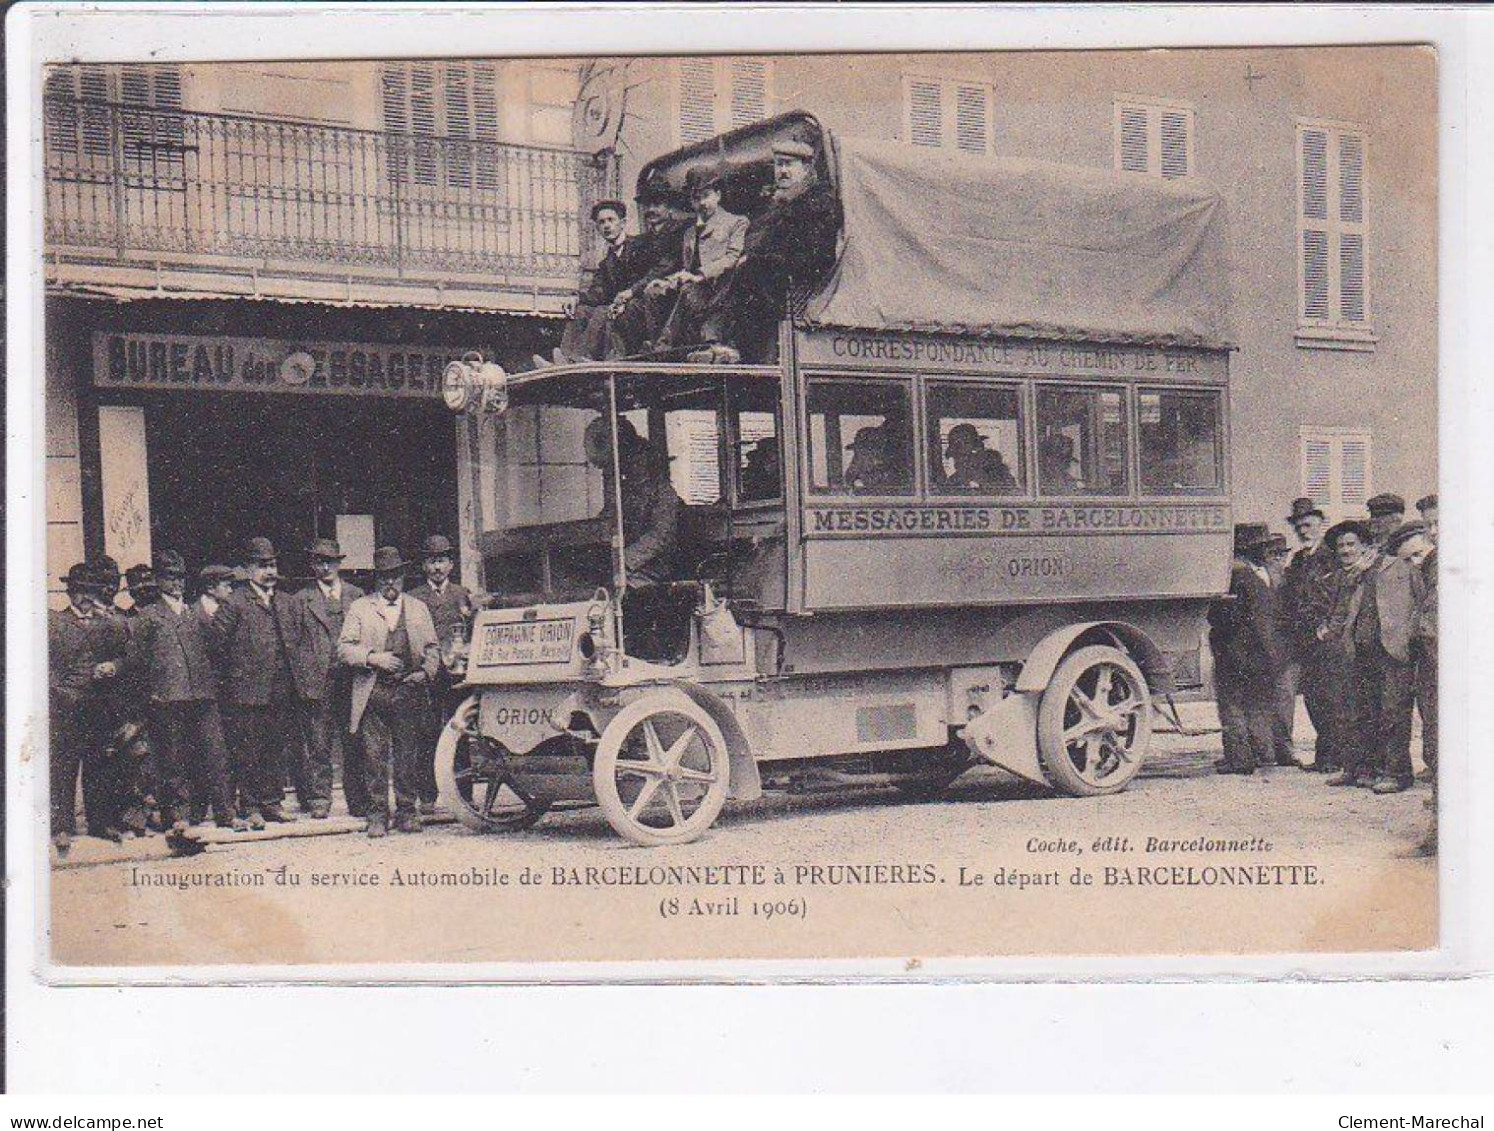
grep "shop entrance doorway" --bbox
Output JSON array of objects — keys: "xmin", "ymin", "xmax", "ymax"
[{"xmin": 134, "ymin": 392, "xmax": 458, "ymax": 585}]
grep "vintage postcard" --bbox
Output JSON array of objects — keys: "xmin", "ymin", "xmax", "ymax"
[{"xmin": 25, "ymin": 27, "xmax": 1443, "ymax": 974}]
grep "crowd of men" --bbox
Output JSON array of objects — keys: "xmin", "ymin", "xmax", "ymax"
[
  {"xmin": 1208, "ymin": 491, "xmax": 1439, "ymax": 852},
  {"xmin": 549, "ymin": 128, "xmax": 841, "ymax": 367},
  {"xmin": 48, "ymin": 533, "xmax": 476, "ymax": 852}
]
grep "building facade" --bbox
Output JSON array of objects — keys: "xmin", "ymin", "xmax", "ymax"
[
  {"xmin": 44, "ymin": 48, "xmax": 1437, "ymax": 603},
  {"xmin": 44, "ymin": 58, "xmax": 609, "ymax": 603},
  {"xmin": 589, "ymin": 47, "xmax": 1437, "ymax": 528}
]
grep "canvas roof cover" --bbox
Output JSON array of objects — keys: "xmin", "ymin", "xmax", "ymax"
[{"xmin": 805, "ymin": 135, "xmax": 1233, "ymax": 348}]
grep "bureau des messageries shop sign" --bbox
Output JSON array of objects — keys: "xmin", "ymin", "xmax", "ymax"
[{"xmin": 93, "ymin": 332, "xmax": 483, "ymax": 399}]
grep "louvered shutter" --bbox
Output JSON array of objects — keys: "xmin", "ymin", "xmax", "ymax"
[
  {"xmin": 1339, "ymin": 438, "xmax": 1369, "ymax": 511},
  {"xmin": 445, "ymin": 65, "xmax": 472, "ymax": 187},
  {"xmin": 908, "ymin": 79, "xmax": 943, "ymax": 148},
  {"xmin": 473, "ymin": 63, "xmax": 500, "ymax": 191},
  {"xmin": 1302, "ymin": 231, "xmax": 1331, "ymax": 321},
  {"xmin": 678, "ymin": 59, "xmax": 717, "ymax": 145},
  {"xmin": 730, "ymin": 59, "xmax": 768, "ymax": 129},
  {"xmin": 410, "ymin": 64, "xmax": 438, "ymax": 185},
  {"xmin": 1118, "ymin": 106, "xmax": 1150, "ymax": 172},
  {"xmin": 79, "ymin": 67, "xmax": 111, "ymax": 159},
  {"xmin": 954, "ymin": 83, "xmax": 989, "ymax": 154},
  {"xmin": 1303, "ymin": 438, "xmax": 1333, "ymax": 504},
  {"xmin": 1301, "ymin": 429, "xmax": 1372, "ymax": 522},
  {"xmin": 1159, "ymin": 109, "xmax": 1190, "ymax": 178},
  {"xmin": 1298, "ymin": 123, "xmax": 1370, "ymax": 331},
  {"xmin": 1301, "ymin": 128, "xmax": 1329, "ymax": 220},
  {"xmin": 44, "ymin": 70, "xmax": 79, "ymax": 157}
]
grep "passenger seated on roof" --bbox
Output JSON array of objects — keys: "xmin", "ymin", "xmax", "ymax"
[
  {"xmin": 943, "ymin": 423, "xmax": 1018, "ymax": 493},
  {"xmin": 605, "ymin": 172, "xmax": 692, "ymax": 359},
  {"xmin": 844, "ymin": 424, "xmax": 909, "ymax": 494},
  {"xmin": 652, "ymin": 165, "xmax": 748, "ymax": 353},
  {"xmin": 689, "ymin": 130, "xmax": 843, "ymax": 365}
]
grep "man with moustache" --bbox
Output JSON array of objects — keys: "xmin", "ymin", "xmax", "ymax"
[
  {"xmin": 338, "ymin": 547, "xmax": 441, "ymax": 837},
  {"xmin": 124, "ymin": 550, "xmax": 239, "ymax": 831},
  {"xmin": 1207, "ymin": 523, "xmax": 1285, "ymax": 775},
  {"xmin": 210, "ymin": 537, "xmax": 299, "ymax": 828},
  {"xmin": 1357, "ymin": 498, "xmax": 1425, "ymax": 795},
  {"xmin": 1319, "ymin": 520, "xmax": 1377, "ymax": 787},
  {"xmin": 407, "ymin": 534, "xmax": 473, "ymax": 810},
  {"xmin": 651, "ymin": 165, "xmax": 748, "ymax": 352},
  {"xmin": 288, "ymin": 538, "xmax": 365, "ymax": 820},
  {"xmin": 606, "ymin": 172, "xmax": 690, "ymax": 358},
  {"xmin": 1281, "ymin": 498, "xmax": 1340, "ymax": 772}
]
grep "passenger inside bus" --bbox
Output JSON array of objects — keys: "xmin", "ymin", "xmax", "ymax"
[
  {"xmin": 1036, "ymin": 387, "xmax": 1129, "ymax": 495},
  {"xmin": 942, "ymin": 422, "xmax": 1019, "ymax": 493},
  {"xmin": 807, "ymin": 379, "xmax": 914, "ymax": 495}
]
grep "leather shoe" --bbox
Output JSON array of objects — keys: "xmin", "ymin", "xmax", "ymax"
[
  {"xmin": 1372, "ymin": 776, "xmax": 1413, "ymax": 795},
  {"xmin": 309, "ymin": 801, "xmax": 331, "ymax": 820},
  {"xmin": 1326, "ymin": 771, "xmax": 1358, "ymax": 786},
  {"xmin": 366, "ymin": 816, "xmax": 388, "ymax": 839},
  {"xmin": 246, "ymin": 810, "xmax": 266, "ymax": 831},
  {"xmin": 261, "ymin": 805, "xmax": 295, "ymax": 823},
  {"xmin": 1216, "ymin": 764, "xmax": 1255, "ymax": 776},
  {"xmin": 394, "ymin": 811, "xmax": 424, "ymax": 834}
]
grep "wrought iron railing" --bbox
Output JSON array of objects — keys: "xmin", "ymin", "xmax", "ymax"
[{"xmin": 44, "ymin": 96, "xmax": 611, "ymax": 284}]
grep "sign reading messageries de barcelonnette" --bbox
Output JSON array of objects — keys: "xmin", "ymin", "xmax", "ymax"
[{"xmin": 92, "ymin": 332, "xmax": 484, "ymax": 398}]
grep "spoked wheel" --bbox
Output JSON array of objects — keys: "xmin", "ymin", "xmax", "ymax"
[
  {"xmin": 436, "ymin": 695, "xmax": 551, "ymax": 832},
  {"xmin": 593, "ymin": 692, "xmax": 731, "ymax": 847},
  {"xmin": 1037, "ymin": 645, "xmax": 1152, "ymax": 796}
]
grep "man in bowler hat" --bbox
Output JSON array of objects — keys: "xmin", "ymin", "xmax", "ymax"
[
  {"xmin": 407, "ymin": 534, "xmax": 473, "ymax": 809},
  {"xmin": 210, "ymin": 537, "xmax": 299, "ymax": 828},
  {"xmin": 652, "ymin": 165, "xmax": 748, "ymax": 352},
  {"xmin": 124, "ymin": 550, "xmax": 239, "ymax": 830},
  {"xmin": 49, "ymin": 563, "xmax": 124, "ymax": 851},
  {"xmin": 1208, "ymin": 523, "xmax": 1285, "ymax": 774},
  {"xmin": 1281, "ymin": 498, "xmax": 1340, "ymax": 771},
  {"xmin": 338, "ymin": 547, "xmax": 441, "ymax": 836},
  {"xmin": 288, "ymin": 538, "xmax": 365, "ymax": 819},
  {"xmin": 607, "ymin": 171, "xmax": 691, "ymax": 357}
]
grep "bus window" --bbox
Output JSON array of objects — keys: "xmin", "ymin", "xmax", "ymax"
[
  {"xmin": 927, "ymin": 381, "xmax": 1024, "ymax": 496},
  {"xmin": 806, "ymin": 379, "xmax": 914, "ymax": 496},
  {"xmin": 1035, "ymin": 386, "xmax": 1129, "ymax": 496},
  {"xmin": 731, "ymin": 381, "xmax": 782, "ymax": 503},
  {"xmin": 501, "ymin": 403, "xmax": 606, "ymax": 527},
  {"xmin": 1138, "ymin": 389, "xmax": 1223, "ymax": 495}
]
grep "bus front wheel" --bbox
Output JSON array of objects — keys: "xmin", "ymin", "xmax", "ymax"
[{"xmin": 1036, "ymin": 645, "xmax": 1152, "ymax": 797}]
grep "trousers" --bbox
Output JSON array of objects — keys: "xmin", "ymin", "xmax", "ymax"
[
  {"xmin": 50, "ymin": 695, "xmax": 115, "ymax": 836},
  {"xmin": 222, "ymin": 699, "xmax": 297, "ymax": 813},
  {"xmin": 294, "ymin": 689, "xmax": 351, "ymax": 808},
  {"xmin": 1298, "ymin": 647, "xmax": 1341, "ymax": 769},
  {"xmin": 1413, "ymin": 638, "xmax": 1437, "ymax": 773},
  {"xmin": 1216, "ymin": 671, "xmax": 1275, "ymax": 770},
  {"xmin": 357, "ymin": 681, "xmax": 428, "ymax": 819},
  {"xmin": 149, "ymin": 699, "xmax": 234, "ymax": 824},
  {"xmin": 1351, "ymin": 643, "xmax": 1416, "ymax": 782}
]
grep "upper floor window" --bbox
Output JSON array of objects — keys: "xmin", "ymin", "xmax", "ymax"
[
  {"xmin": 1297, "ymin": 119, "xmax": 1374, "ymax": 349},
  {"xmin": 45, "ymin": 64, "xmax": 184, "ymax": 169},
  {"xmin": 903, "ymin": 74, "xmax": 992, "ymax": 155},
  {"xmin": 676, "ymin": 58, "xmax": 773, "ymax": 146},
  {"xmin": 381, "ymin": 61, "xmax": 500, "ymax": 188},
  {"xmin": 1113, "ymin": 95, "xmax": 1194, "ymax": 179},
  {"xmin": 1300, "ymin": 426, "xmax": 1372, "ymax": 524}
]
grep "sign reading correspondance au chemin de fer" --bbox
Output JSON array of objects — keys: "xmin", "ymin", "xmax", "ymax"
[{"xmin": 92, "ymin": 332, "xmax": 484, "ymax": 398}]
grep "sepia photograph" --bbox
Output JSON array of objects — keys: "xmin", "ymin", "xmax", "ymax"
[{"xmin": 26, "ymin": 30, "xmax": 1443, "ymax": 971}]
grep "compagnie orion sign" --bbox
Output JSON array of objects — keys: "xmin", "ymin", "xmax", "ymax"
[{"xmin": 92, "ymin": 332, "xmax": 483, "ymax": 398}]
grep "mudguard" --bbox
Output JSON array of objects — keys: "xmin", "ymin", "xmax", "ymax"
[{"xmin": 1013, "ymin": 621, "xmax": 1171, "ymax": 694}]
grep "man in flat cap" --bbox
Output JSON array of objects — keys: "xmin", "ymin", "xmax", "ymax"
[
  {"xmin": 49, "ymin": 563, "xmax": 125, "ymax": 851},
  {"xmin": 1389, "ymin": 519, "xmax": 1437, "ymax": 785},
  {"xmin": 125, "ymin": 550, "xmax": 239, "ymax": 831},
  {"xmin": 557, "ymin": 199, "xmax": 641, "ymax": 363},
  {"xmin": 196, "ymin": 564, "xmax": 235, "ymax": 622},
  {"xmin": 1207, "ymin": 523, "xmax": 1285, "ymax": 775},
  {"xmin": 288, "ymin": 538, "xmax": 365, "ymax": 820},
  {"xmin": 1416, "ymin": 493, "xmax": 1438, "ymax": 547},
  {"xmin": 1280, "ymin": 498, "xmax": 1340, "ymax": 771},
  {"xmin": 606, "ymin": 172, "xmax": 692, "ymax": 357},
  {"xmin": 694, "ymin": 129, "xmax": 842, "ymax": 363},
  {"xmin": 407, "ymin": 534, "xmax": 474, "ymax": 810},
  {"xmin": 338, "ymin": 547, "xmax": 441, "ymax": 836},
  {"xmin": 652, "ymin": 165, "xmax": 748, "ymax": 352},
  {"xmin": 210, "ymin": 537, "xmax": 299, "ymax": 828},
  {"xmin": 1366, "ymin": 492, "xmax": 1406, "ymax": 549},
  {"xmin": 1316, "ymin": 519, "xmax": 1376, "ymax": 786},
  {"xmin": 1344, "ymin": 511, "xmax": 1425, "ymax": 794}
]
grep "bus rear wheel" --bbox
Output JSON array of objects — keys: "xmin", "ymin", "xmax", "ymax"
[{"xmin": 1036, "ymin": 645, "xmax": 1151, "ymax": 797}]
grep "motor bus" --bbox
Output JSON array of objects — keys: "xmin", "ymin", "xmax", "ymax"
[{"xmin": 434, "ymin": 113, "xmax": 1234, "ymax": 846}]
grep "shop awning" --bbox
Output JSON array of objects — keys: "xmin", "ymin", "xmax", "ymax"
[{"xmin": 805, "ymin": 135, "xmax": 1234, "ymax": 348}]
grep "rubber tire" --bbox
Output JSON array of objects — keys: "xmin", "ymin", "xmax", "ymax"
[
  {"xmin": 593, "ymin": 692, "xmax": 731, "ymax": 847},
  {"xmin": 435, "ymin": 694, "xmax": 551, "ymax": 833},
  {"xmin": 1037, "ymin": 644, "xmax": 1151, "ymax": 797}
]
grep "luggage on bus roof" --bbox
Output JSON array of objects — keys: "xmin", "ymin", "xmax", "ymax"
[{"xmin": 804, "ymin": 134, "xmax": 1233, "ymax": 348}]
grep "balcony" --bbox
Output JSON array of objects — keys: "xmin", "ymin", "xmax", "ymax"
[{"xmin": 43, "ymin": 96, "xmax": 614, "ymax": 314}]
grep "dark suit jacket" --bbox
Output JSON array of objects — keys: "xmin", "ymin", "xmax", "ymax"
[
  {"xmin": 210, "ymin": 585, "xmax": 297, "ymax": 706},
  {"xmin": 580, "ymin": 236, "xmax": 639, "ymax": 307},
  {"xmin": 406, "ymin": 580, "xmax": 471, "ymax": 654},
  {"xmin": 49, "ymin": 606, "xmax": 104, "ymax": 704},
  {"xmin": 1281, "ymin": 542, "xmax": 1338, "ymax": 656},
  {"xmin": 288, "ymin": 580, "xmax": 365, "ymax": 701},
  {"xmin": 632, "ymin": 220, "xmax": 688, "ymax": 284},
  {"xmin": 1208, "ymin": 560, "xmax": 1284, "ymax": 688},
  {"xmin": 126, "ymin": 599, "xmax": 220, "ymax": 703},
  {"xmin": 740, "ymin": 182, "xmax": 842, "ymax": 293}
]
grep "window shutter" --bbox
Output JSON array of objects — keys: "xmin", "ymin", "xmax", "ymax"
[
  {"xmin": 678, "ymin": 58, "xmax": 717, "ymax": 145},
  {"xmin": 1159, "ymin": 108, "xmax": 1190, "ymax": 178},
  {"xmin": 1338, "ymin": 133, "xmax": 1364, "ymax": 223},
  {"xmin": 44, "ymin": 70, "xmax": 79, "ymax": 157},
  {"xmin": 1301, "ymin": 231, "xmax": 1330, "ymax": 321},
  {"xmin": 729, "ymin": 58, "xmax": 768, "ymax": 129},
  {"xmin": 444, "ymin": 65, "xmax": 472, "ymax": 188},
  {"xmin": 473, "ymin": 63, "xmax": 500, "ymax": 191},
  {"xmin": 954, "ymin": 83, "xmax": 989, "ymax": 154},
  {"xmin": 1118, "ymin": 106, "xmax": 1150, "ymax": 173},
  {"xmin": 908, "ymin": 79, "xmax": 943, "ymax": 148},
  {"xmin": 79, "ymin": 66, "xmax": 111, "ymax": 159},
  {"xmin": 1303, "ymin": 438, "xmax": 1333, "ymax": 502},
  {"xmin": 1339, "ymin": 233, "xmax": 1365, "ymax": 322},
  {"xmin": 381, "ymin": 65, "xmax": 409, "ymax": 133},
  {"xmin": 1339, "ymin": 438, "xmax": 1369, "ymax": 510},
  {"xmin": 1300, "ymin": 127, "xmax": 1329, "ymax": 221},
  {"xmin": 409, "ymin": 63, "xmax": 438, "ymax": 184}
]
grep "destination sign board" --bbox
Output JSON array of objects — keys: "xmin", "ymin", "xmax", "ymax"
[
  {"xmin": 473, "ymin": 617, "xmax": 576, "ymax": 667},
  {"xmin": 804, "ymin": 503, "xmax": 1231, "ymax": 538},
  {"xmin": 797, "ymin": 330, "xmax": 1227, "ymax": 382}
]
